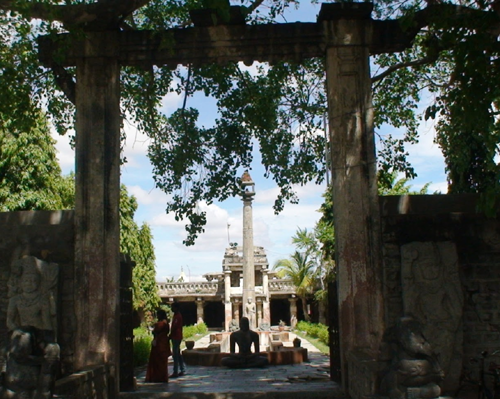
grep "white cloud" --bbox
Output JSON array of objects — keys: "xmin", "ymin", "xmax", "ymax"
[
  {"xmin": 127, "ymin": 185, "xmax": 170, "ymax": 206},
  {"xmin": 51, "ymin": 129, "xmax": 75, "ymax": 174},
  {"xmin": 123, "ymin": 121, "xmax": 151, "ymax": 160}
]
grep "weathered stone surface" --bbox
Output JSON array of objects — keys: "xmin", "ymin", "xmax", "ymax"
[
  {"xmin": 380, "ymin": 194, "xmax": 500, "ymax": 395},
  {"xmin": 74, "ymin": 34, "xmax": 121, "ymax": 386},
  {"xmin": 0, "ymin": 211, "xmax": 75, "ymax": 375},
  {"xmin": 401, "ymin": 241, "xmax": 463, "ymax": 391},
  {"xmin": 2, "ymin": 256, "xmax": 61, "ymax": 398}
]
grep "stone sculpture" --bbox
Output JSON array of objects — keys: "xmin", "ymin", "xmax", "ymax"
[
  {"xmin": 221, "ymin": 317, "xmax": 269, "ymax": 368},
  {"xmin": 244, "ymin": 298, "xmax": 256, "ymax": 329},
  {"xmin": 228, "ymin": 319, "xmax": 239, "ymax": 332},
  {"xmin": 401, "ymin": 241, "xmax": 463, "ymax": 391},
  {"xmin": 380, "ymin": 316, "xmax": 444, "ymax": 399},
  {"xmin": 1, "ymin": 256, "xmax": 60, "ymax": 399}
]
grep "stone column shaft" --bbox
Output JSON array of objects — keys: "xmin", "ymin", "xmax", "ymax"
[
  {"xmin": 224, "ymin": 270, "xmax": 232, "ymax": 330},
  {"xmin": 242, "ymin": 193, "xmax": 256, "ymax": 328},
  {"xmin": 196, "ymin": 300, "xmax": 204, "ymax": 324},
  {"xmin": 289, "ymin": 297, "xmax": 298, "ymax": 320},
  {"xmin": 323, "ymin": 6, "xmax": 384, "ymax": 392},
  {"xmin": 74, "ymin": 32, "xmax": 121, "ymax": 395}
]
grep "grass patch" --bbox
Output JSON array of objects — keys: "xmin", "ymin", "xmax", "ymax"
[
  {"xmin": 294, "ymin": 329, "xmax": 330, "ymax": 355},
  {"xmin": 294, "ymin": 321, "xmax": 330, "ymax": 355}
]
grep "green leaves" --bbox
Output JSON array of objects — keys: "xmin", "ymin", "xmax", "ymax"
[
  {"xmin": 148, "ymin": 59, "xmax": 328, "ymax": 244},
  {"xmin": 119, "ymin": 185, "xmax": 161, "ymax": 312},
  {"xmin": 2, "ymin": 0, "xmax": 500, "ymax": 243},
  {"xmin": 0, "ymin": 112, "xmax": 71, "ymax": 211}
]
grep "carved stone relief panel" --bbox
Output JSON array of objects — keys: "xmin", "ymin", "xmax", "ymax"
[{"xmin": 401, "ymin": 242, "xmax": 464, "ymax": 392}]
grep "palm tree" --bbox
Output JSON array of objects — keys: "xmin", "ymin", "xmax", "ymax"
[{"xmin": 274, "ymin": 251, "xmax": 316, "ymax": 322}]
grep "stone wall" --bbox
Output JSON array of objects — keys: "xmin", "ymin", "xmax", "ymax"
[
  {"xmin": 0, "ymin": 210, "xmax": 76, "ymax": 375},
  {"xmin": 380, "ymin": 194, "xmax": 500, "ymax": 392}
]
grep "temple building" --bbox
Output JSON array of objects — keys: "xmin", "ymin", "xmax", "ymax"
[
  {"xmin": 156, "ymin": 245, "xmax": 301, "ymax": 330},
  {"xmin": 156, "ymin": 172, "xmax": 309, "ymax": 330}
]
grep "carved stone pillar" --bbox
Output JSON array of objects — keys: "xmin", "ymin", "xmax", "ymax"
[
  {"xmin": 321, "ymin": 3, "xmax": 384, "ymax": 395},
  {"xmin": 224, "ymin": 270, "xmax": 232, "ymax": 331},
  {"xmin": 74, "ymin": 32, "xmax": 121, "ymax": 395},
  {"xmin": 262, "ymin": 299, "xmax": 270, "ymax": 326},
  {"xmin": 256, "ymin": 299, "xmax": 263, "ymax": 328},
  {"xmin": 196, "ymin": 298, "xmax": 204, "ymax": 323},
  {"xmin": 289, "ymin": 296, "xmax": 298, "ymax": 321},
  {"xmin": 233, "ymin": 299, "xmax": 240, "ymax": 321},
  {"xmin": 262, "ymin": 268, "xmax": 269, "ymax": 299},
  {"xmin": 262, "ymin": 268, "xmax": 271, "ymax": 325}
]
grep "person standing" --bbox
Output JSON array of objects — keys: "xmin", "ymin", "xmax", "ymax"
[
  {"xmin": 169, "ymin": 302, "xmax": 186, "ymax": 377},
  {"xmin": 146, "ymin": 309, "xmax": 171, "ymax": 383}
]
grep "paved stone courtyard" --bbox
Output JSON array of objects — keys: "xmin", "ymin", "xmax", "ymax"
[{"xmin": 120, "ymin": 332, "xmax": 345, "ymax": 398}]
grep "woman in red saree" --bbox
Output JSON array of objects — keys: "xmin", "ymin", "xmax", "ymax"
[{"xmin": 145, "ymin": 309, "xmax": 171, "ymax": 382}]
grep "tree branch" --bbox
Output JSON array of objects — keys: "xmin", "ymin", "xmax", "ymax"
[
  {"xmin": 372, "ymin": 55, "xmax": 437, "ymax": 85},
  {"xmin": 246, "ymin": 0, "xmax": 265, "ymax": 14},
  {"xmin": 51, "ymin": 64, "xmax": 76, "ymax": 105}
]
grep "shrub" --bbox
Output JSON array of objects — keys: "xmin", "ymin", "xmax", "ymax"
[
  {"xmin": 183, "ymin": 322, "xmax": 208, "ymax": 340},
  {"xmin": 133, "ymin": 327, "xmax": 152, "ymax": 367},
  {"xmin": 133, "ymin": 322, "xmax": 208, "ymax": 367},
  {"xmin": 294, "ymin": 321, "xmax": 329, "ymax": 346}
]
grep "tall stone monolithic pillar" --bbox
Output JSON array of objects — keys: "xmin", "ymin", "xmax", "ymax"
[
  {"xmin": 321, "ymin": 3, "xmax": 384, "ymax": 397},
  {"xmin": 224, "ymin": 269, "xmax": 232, "ymax": 330},
  {"xmin": 241, "ymin": 171, "xmax": 256, "ymax": 329},
  {"xmin": 74, "ymin": 32, "xmax": 121, "ymax": 396}
]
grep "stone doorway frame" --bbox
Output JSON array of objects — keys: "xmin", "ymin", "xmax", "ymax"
[{"xmin": 38, "ymin": 3, "xmax": 420, "ymax": 397}]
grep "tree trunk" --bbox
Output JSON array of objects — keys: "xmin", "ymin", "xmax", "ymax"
[{"xmin": 301, "ymin": 296, "xmax": 310, "ymax": 322}]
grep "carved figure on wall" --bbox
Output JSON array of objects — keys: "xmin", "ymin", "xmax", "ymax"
[
  {"xmin": 380, "ymin": 316, "xmax": 444, "ymax": 399},
  {"xmin": 221, "ymin": 317, "xmax": 268, "ymax": 368},
  {"xmin": 401, "ymin": 241, "xmax": 464, "ymax": 392},
  {"xmin": 1, "ymin": 256, "xmax": 60, "ymax": 399},
  {"xmin": 228, "ymin": 319, "xmax": 239, "ymax": 332},
  {"xmin": 244, "ymin": 298, "xmax": 256, "ymax": 329}
]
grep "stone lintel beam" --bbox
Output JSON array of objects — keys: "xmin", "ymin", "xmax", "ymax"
[{"xmin": 38, "ymin": 20, "xmax": 416, "ymax": 68}]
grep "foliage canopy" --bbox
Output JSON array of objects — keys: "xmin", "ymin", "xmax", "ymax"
[{"xmin": 1, "ymin": 0, "xmax": 499, "ymax": 243}]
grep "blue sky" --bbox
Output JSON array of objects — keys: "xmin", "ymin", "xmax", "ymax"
[{"xmin": 52, "ymin": 0, "xmax": 448, "ymax": 282}]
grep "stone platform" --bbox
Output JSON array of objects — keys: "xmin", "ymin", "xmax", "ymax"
[{"xmin": 183, "ymin": 347, "xmax": 308, "ymax": 367}]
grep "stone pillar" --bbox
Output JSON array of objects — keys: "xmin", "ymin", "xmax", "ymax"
[
  {"xmin": 233, "ymin": 299, "xmax": 240, "ymax": 321},
  {"xmin": 74, "ymin": 32, "xmax": 121, "ymax": 395},
  {"xmin": 262, "ymin": 268, "xmax": 271, "ymax": 325},
  {"xmin": 289, "ymin": 296, "xmax": 298, "ymax": 320},
  {"xmin": 196, "ymin": 298, "xmax": 204, "ymax": 323},
  {"xmin": 257, "ymin": 300, "xmax": 263, "ymax": 328},
  {"xmin": 241, "ymin": 172, "xmax": 256, "ymax": 329},
  {"xmin": 321, "ymin": 3, "xmax": 384, "ymax": 395},
  {"xmin": 224, "ymin": 269, "xmax": 232, "ymax": 331},
  {"xmin": 262, "ymin": 300, "xmax": 270, "ymax": 326}
]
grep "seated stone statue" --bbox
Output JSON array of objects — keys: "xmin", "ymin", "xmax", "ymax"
[
  {"xmin": 1, "ymin": 256, "xmax": 60, "ymax": 399},
  {"xmin": 221, "ymin": 317, "xmax": 269, "ymax": 368},
  {"xmin": 380, "ymin": 316, "xmax": 444, "ymax": 399},
  {"xmin": 228, "ymin": 319, "xmax": 239, "ymax": 332}
]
